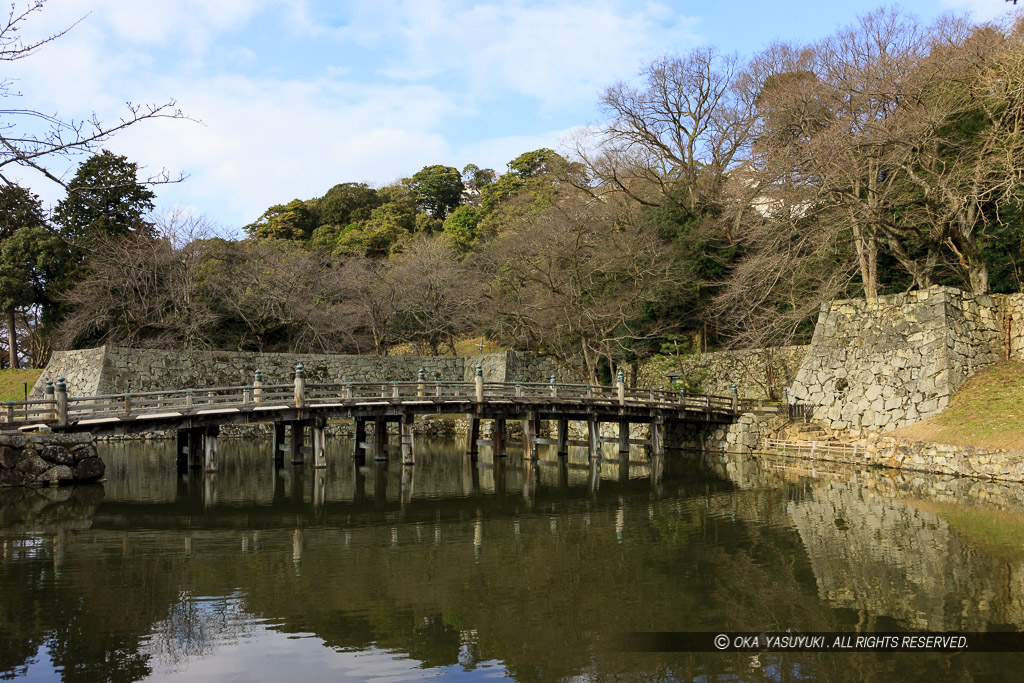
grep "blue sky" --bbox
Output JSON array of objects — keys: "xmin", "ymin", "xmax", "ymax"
[{"xmin": 5, "ymin": 0, "xmax": 1014, "ymax": 234}]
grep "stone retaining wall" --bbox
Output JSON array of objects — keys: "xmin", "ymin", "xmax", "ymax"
[
  {"xmin": 34, "ymin": 347, "xmax": 577, "ymax": 398},
  {"xmin": 638, "ymin": 346, "xmax": 808, "ymax": 399},
  {"xmin": 0, "ymin": 432, "xmax": 104, "ymax": 487},
  {"xmin": 790, "ymin": 287, "xmax": 1024, "ymax": 435}
]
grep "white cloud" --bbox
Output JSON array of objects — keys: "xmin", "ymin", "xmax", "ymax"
[
  {"xmin": 332, "ymin": 0, "xmax": 702, "ymax": 108},
  {"xmin": 3, "ymin": 0, "xmax": 705, "ymax": 229},
  {"xmin": 940, "ymin": 0, "xmax": 1019, "ymax": 23}
]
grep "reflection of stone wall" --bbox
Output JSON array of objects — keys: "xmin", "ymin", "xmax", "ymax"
[
  {"xmin": 790, "ymin": 287, "xmax": 1024, "ymax": 435},
  {"xmin": 788, "ymin": 480, "xmax": 1024, "ymax": 630},
  {"xmin": 708, "ymin": 452, "xmax": 1024, "ymax": 630},
  {"xmin": 638, "ymin": 346, "xmax": 807, "ymax": 399},
  {"xmin": 33, "ymin": 347, "xmax": 579, "ymax": 397}
]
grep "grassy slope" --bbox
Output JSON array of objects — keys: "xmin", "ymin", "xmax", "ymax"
[
  {"xmin": 0, "ymin": 368, "xmax": 43, "ymax": 402},
  {"xmin": 888, "ymin": 360, "xmax": 1024, "ymax": 450}
]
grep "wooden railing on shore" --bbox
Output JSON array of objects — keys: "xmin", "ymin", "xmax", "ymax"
[
  {"xmin": 761, "ymin": 438, "xmax": 862, "ymax": 457},
  {"xmin": 5, "ymin": 365, "xmax": 741, "ymax": 430}
]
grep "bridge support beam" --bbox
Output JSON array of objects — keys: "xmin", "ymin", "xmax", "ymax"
[
  {"xmin": 587, "ymin": 417, "xmax": 600, "ymax": 461},
  {"xmin": 651, "ymin": 417, "xmax": 665, "ymax": 458},
  {"xmin": 400, "ymin": 414, "xmax": 415, "ymax": 465},
  {"xmin": 373, "ymin": 419, "xmax": 388, "ymax": 461},
  {"xmin": 491, "ymin": 418, "xmax": 506, "ymax": 458},
  {"xmin": 176, "ymin": 430, "xmax": 188, "ymax": 472},
  {"xmin": 290, "ymin": 421, "xmax": 305, "ymax": 465},
  {"xmin": 312, "ymin": 418, "xmax": 327, "ymax": 469},
  {"xmin": 204, "ymin": 424, "xmax": 219, "ymax": 473},
  {"xmin": 353, "ymin": 418, "xmax": 367, "ymax": 464},
  {"xmin": 522, "ymin": 414, "xmax": 539, "ymax": 460},
  {"xmin": 618, "ymin": 420, "xmax": 630, "ymax": 455},
  {"xmin": 188, "ymin": 429, "xmax": 203, "ymax": 469},
  {"xmin": 556, "ymin": 419, "xmax": 568, "ymax": 457},
  {"xmin": 465, "ymin": 416, "xmax": 480, "ymax": 460},
  {"xmin": 272, "ymin": 423, "xmax": 286, "ymax": 467},
  {"xmin": 401, "ymin": 464, "xmax": 415, "ymax": 505}
]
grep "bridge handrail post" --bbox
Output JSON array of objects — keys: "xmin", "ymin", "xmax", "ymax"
[
  {"xmin": 731, "ymin": 384, "xmax": 738, "ymax": 412},
  {"xmin": 253, "ymin": 369, "xmax": 263, "ymax": 403},
  {"xmin": 392, "ymin": 381, "xmax": 400, "ymax": 399},
  {"xmin": 616, "ymin": 371, "xmax": 625, "ymax": 406},
  {"xmin": 185, "ymin": 389, "xmax": 194, "ymax": 412},
  {"xmin": 474, "ymin": 364, "xmax": 484, "ymax": 403},
  {"xmin": 418, "ymin": 368, "xmax": 426, "ymax": 397},
  {"xmin": 56, "ymin": 377, "xmax": 68, "ymax": 426},
  {"xmin": 435, "ymin": 381, "xmax": 442, "ymax": 398},
  {"xmin": 550, "ymin": 374, "xmax": 557, "ymax": 398},
  {"xmin": 123, "ymin": 393, "xmax": 132, "ymax": 416},
  {"xmin": 243, "ymin": 385, "xmax": 252, "ymax": 406},
  {"xmin": 44, "ymin": 380, "xmax": 55, "ymax": 421},
  {"xmin": 516, "ymin": 381, "xmax": 523, "ymax": 398},
  {"xmin": 345, "ymin": 382, "xmax": 353, "ymax": 400},
  {"xmin": 294, "ymin": 363, "xmax": 306, "ymax": 409}
]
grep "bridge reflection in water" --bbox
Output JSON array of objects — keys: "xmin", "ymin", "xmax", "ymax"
[{"xmin": 1, "ymin": 440, "xmax": 1023, "ymax": 681}]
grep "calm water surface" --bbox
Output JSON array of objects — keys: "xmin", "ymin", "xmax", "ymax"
[{"xmin": 1, "ymin": 437, "xmax": 1022, "ymax": 681}]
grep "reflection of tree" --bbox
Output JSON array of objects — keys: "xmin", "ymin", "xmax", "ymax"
[{"xmin": 146, "ymin": 592, "xmax": 255, "ymax": 668}]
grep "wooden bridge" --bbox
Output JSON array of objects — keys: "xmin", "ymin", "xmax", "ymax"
[{"xmin": 5, "ymin": 364, "xmax": 741, "ymax": 471}]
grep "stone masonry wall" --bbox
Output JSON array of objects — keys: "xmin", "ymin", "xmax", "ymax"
[
  {"xmin": 638, "ymin": 346, "xmax": 808, "ymax": 399},
  {"xmin": 33, "ymin": 347, "xmax": 581, "ymax": 398},
  {"xmin": 35, "ymin": 347, "xmax": 108, "ymax": 398},
  {"xmin": 789, "ymin": 286, "xmax": 1016, "ymax": 435},
  {"xmin": 0, "ymin": 432, "xmax": 104, "ymax": 487}
]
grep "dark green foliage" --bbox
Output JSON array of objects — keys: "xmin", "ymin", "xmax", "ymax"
[
  {"xmin": 0, "ymin": 185, "xmax": 46, "ymax": 239},
  {"xmin": 409, "ymin": 165, "xmax": 464, "ymax": 219},
  {"xmin": 319, "ymin": 183, "xmax": 382, "ymax": 226},
  {"xmin": 442, "ymin": 206, "xmax": 481, "ymax": 253},
  {"xmin": 53, "ymin": 150, "xmax": 156, "ymax": 244},
  {"xmin": 461, "ymin": 164, "xmax": 496, "ymax": 192},
  {"xmin": 244, "ymin": 199, "xmax": 318, "ymax": 240}
]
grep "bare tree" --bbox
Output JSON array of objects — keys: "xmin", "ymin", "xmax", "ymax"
[
  {"xmin": 335, "ymin": 257, "xmax": 400, "ymax": 356},
  {"xmin": 56, "ymin": 233, "xmax": 208, "ymax": 349},
  {"xmin": 389, "ymin": 236, "xmax": 483, "ymax": 355},
  {"xmin": 577, "ymin": 47, "xmax": 757, "ymax": 222},
  {"xmin": 481, "ymin": 188, "xmax": 683, "ymax": 382},
  {"xmin": 888, "ymin": 23, "xmax": 1024, "ymax": 294},
  {"xmin": 203, "ymin": 240, "xmax": 361, "ymax": 354}
]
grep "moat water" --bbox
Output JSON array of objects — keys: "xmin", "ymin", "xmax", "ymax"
[{"xmin": 1, "ymin": 438, "xmax": 1022, "ymax": 681}]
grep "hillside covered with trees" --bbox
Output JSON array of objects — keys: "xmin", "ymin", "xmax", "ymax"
[{"xmin": 4, "ymin": 7, "xmax": 1024, "ymax": 385}]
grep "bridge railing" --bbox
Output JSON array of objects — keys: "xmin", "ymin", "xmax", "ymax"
[
  {"xmin": 3, "ymin": 399, "xmax": 58, "ymax": 423},
  {"xmin": 4, "ymin": 365, "xmax": 741, "ymax": 429}
]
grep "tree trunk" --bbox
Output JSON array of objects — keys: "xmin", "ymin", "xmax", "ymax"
[
  {"xmin": 7, "ymin": 307, "xmax": 16, "ymax": 369},
  {"xmin": 850, "ymin": 214, "xmax": 878, "ymax": 300},
  {"xmin": 581, "ymin": 343, "xmax": 598, "ymax": 385},
  {"xmin": 962, "ymin": 239, "xmax": 990, "ymax": 295}
]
